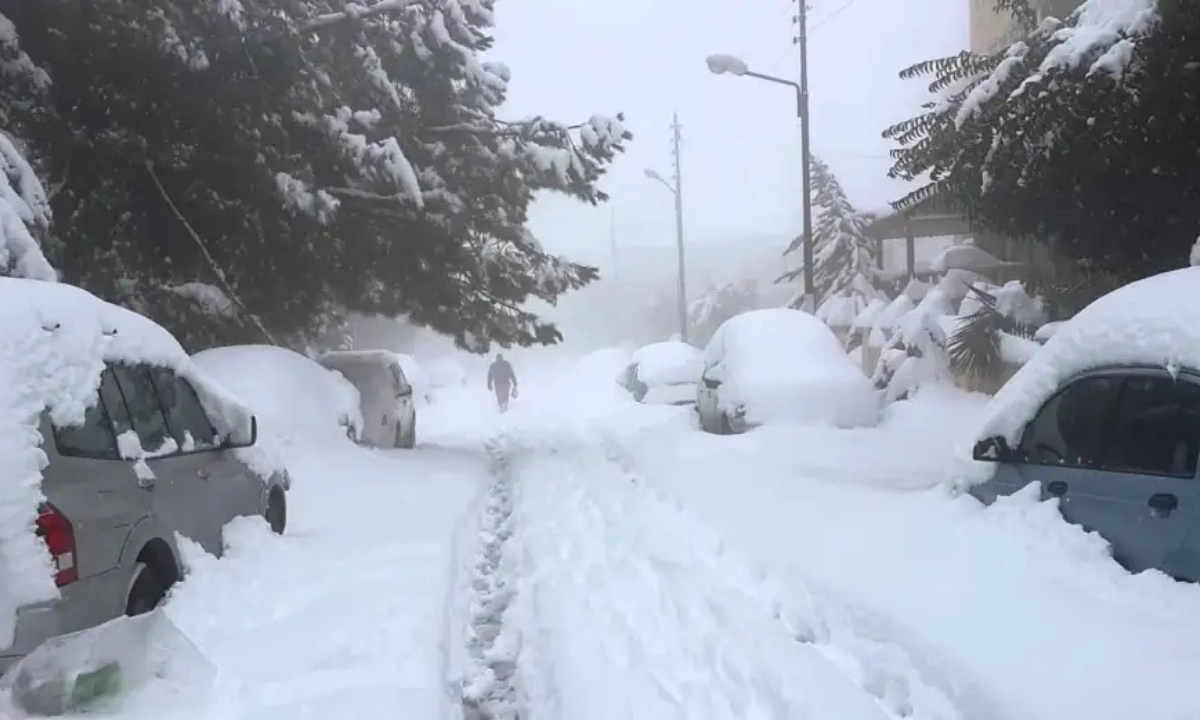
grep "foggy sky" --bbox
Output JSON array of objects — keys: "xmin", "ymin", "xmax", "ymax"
[{"xmin": 491, "ymin": 0, "xmax": 969, "ymax": 272}]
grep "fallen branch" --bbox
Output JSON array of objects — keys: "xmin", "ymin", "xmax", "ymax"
[{"xmin": 144, "ymin": 161, "xmax": 277, "ymax": 344}]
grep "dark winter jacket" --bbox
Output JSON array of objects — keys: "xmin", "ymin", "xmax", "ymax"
[{"xmin": 487, "ymin": 359, "xmax": 517, "ymax": 389}]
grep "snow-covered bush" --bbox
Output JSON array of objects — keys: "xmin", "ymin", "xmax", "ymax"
[
  {"xmin": 871, "ymin": 287, "xmax": 955, "ymax": 402},
  {"xmin": 947, "ymin": 281, "xmax": 1045, "ymax": 385}
]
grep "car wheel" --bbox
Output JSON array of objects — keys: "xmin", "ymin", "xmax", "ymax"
[
  {"xmin": 265, "ymin": 489, "xmax": 287, "ymax": 535},
  {"xmin": 125, "ymin": 562, "xmax": 167, "ymax": 617}
]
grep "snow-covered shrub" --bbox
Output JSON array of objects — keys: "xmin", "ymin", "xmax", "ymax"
[
  {"xmin": 871, "ymin": 287, "xmax": 955, "ymax": 402},
  {"xmin": 947, "ymin": 281, "xmax": 1045, "ymax": 385}
]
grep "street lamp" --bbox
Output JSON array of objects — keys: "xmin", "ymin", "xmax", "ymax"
[
  {"xmin": 706, "ymin": 53, "xmax": 816, "ymax": 312},
  {"xmin": 644, "ymin": 164, "xmax": 688, "ymax": 343}
]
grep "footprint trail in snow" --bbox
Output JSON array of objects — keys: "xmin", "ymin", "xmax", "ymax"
[{"xmin": 461, "ymin": 428, "xmax": 966, "ymax": 720}]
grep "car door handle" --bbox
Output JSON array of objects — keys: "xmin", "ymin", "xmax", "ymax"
[
  {"xmin": 1148, "ymin": 493, "xmax": 1178, "ymax": 517},
  {"xmin": 1045, "ymin": 480, "xmax": 1068, "ymax": 497}
]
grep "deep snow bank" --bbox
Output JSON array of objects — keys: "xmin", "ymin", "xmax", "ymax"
[{"xmin": 613, "ymin": 385, "xmax": 1200, "ymax": 720}]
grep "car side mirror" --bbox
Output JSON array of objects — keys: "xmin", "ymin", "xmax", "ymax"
[
  {"xmin": 702, "ymin": 376, "xmax": 721, "ymax": 389},
  {"xmin": 397, "ymin": 385, "xmax": 412, "ymax": 398},
  {"xmin": 225, "ymin": 416, "xmax": 257, "ymax": 449},
  {"xmin": 972, "ymin": 435, "xmax": 1012, "ymax": 463}
]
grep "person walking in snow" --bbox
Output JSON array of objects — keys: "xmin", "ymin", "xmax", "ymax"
[{"xmin": 487, "ymin": 353, "xmax": 518, "ymax": 412}]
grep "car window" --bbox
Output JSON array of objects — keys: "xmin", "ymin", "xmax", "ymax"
[
  {"xmin": 110, "ymin": 364, "xmax": 174, "ymax": 455},
  {"xmin": 148, "ymin": 367, "xmax": 219, "ymax": 452},
  {"xmin": 53, "ymin": 372, "xmax": 120, "ymax": 459},
  {"xmin": 1018, "ymin": 375, "xmax": 1121, "ymax": 468},
  {"xmin": 1101, "ymin": 376, "xmax": 1200, "ymax": 477}
]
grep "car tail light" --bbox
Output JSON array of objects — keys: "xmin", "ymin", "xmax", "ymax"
[{"xmin": 35, "ymin": 503, "xmax": 78, "ymax": 586}]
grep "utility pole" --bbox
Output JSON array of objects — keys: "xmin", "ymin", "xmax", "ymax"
[
  {"xmin": 671, "ymin": 112, "xmax": 689, "ymax": 342},
  {"xmin": 792, "ymin": 0, "xmax": 816, "ymax": 311}
]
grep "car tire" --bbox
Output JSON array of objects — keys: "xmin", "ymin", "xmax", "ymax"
[
  {"xmin": 394, "ymin": 418, "xmax": 416, "ymax": 449},
  {"xmin": 265, "ymin": 490, "xmax": 287, "ymax": 535},
  {"xmin": 125, "ymin": 562, "xmax": 168, "ymax": 617}
]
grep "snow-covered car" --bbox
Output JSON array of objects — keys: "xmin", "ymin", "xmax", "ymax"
[
  {"xmin": 317, "ymin": 350, "xmax": 417, "ymax": 449},
  {"xmin": 193, "ymin": 345, "xmax": 364, "ymax": 443},
  {"xmin": 696, "ymin": 308, "xmax": 880, "ymax": 434},
  {"xmin": 967, "ymin": 267, "xmax": 1200, "ymax": 582},
  {"xmin": 0, "ymin": 279, "xmax": 287, "ymax": 676},
  {"xmin": 618, "ymin": 341, "xmax": 703, "ymax": 405},
  {"xmin": 392, "ymin": 352, "xmax": 434, "ymax": 405}
]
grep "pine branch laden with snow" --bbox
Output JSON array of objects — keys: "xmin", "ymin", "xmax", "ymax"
[
  {"xmin": 777, "ymin": 156, "xmax": 880, "ymax": 320},
  {"xmin": 2, "ymin": 0, "xmax": 629, "ymax": 350},
  {"xmin": 883, "ymin": 0, "xmax": 1200, "ymax": 284},
  {"xmin": 0, "ymin": 14, "xmax": 56, "ymax": 283}
]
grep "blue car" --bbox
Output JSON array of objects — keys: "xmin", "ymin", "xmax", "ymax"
[{"xmin": 970, "ymin": 364, "xmax": 1200, "ymax": 582}]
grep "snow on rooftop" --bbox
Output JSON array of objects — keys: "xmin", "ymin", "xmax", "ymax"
[
  {"xmin": 973, "ymin": 267, "xmax": 1200, "ymax": 450},
  {"xmin": 0, "ymin": 279, "xmax": 257, "ymax": 649},
  {"xmin": 930, "ymin": 244, "xmax": 1005, "ymax": 273}
]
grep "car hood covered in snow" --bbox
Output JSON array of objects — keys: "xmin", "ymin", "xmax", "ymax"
[
  {"xmin": 707, "ymin": 308, "xmax": 879, "ymax": 428},
  {"xmin": 0, "ymin": 278, "xmax": 257, "ymax": 650}
]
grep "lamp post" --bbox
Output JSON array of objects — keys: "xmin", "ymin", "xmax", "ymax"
[
  {"xmin": 645, "ymin": 115, "xmax": 688, "ymax": 342},
  {"xmin": 706, "ymin": 53, "xmax": 817, "ymax": 312}
]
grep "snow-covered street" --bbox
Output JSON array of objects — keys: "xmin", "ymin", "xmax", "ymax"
[{"xmin": 74, "ymin": 360, "xmax": 1200, "ymax": 720}]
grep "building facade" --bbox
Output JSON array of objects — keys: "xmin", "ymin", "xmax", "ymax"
[{"xmin": 969, "ymin": 0, "xmax": 1085, "ymax": 53}]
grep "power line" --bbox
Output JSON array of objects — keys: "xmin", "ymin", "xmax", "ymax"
[{"xmin": 810, "ymin": 0, "xmax": 862, "ymax": 33}]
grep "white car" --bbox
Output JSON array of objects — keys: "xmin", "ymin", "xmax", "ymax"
[
  {"xmin": 619, "ymin": 341, "xmax": 703, "ymax": 405},
  {"xmin": 317, "ymin": 350, "xmax": 417, "ymax": 449},
  {"xmin": 192, "ymin": 345, "xmax": 364, "ymax": 444},
  {"xmin": 696, "ymin": 308, "xmax": 880, "ymax": 434}
]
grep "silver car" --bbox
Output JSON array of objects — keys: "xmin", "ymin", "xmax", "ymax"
[
  {"xmin": 0, "ymin": 362, "xmax": 288, "ymax": 675},
  {"xmin": 317, "ymin": 350, "xmax": 417, "ymax": 449}
]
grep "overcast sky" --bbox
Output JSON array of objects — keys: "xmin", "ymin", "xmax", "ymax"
[{"xmin": 489, "ymin": 0, "xmax": 969, "ymax": 273}]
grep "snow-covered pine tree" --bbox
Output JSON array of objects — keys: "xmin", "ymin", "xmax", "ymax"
[
  {"xmin": 3, "ymin": 0, "xmax": 630, "ymax": 351},
  {"xmin": 777, "ymin": 155, "xmax": 879, "ymax": 320},
  {"xmin": 0, "ymin": 13, "xmax": 54, "ymax": 282},
  {"xmin": 885, "ymin": 0, "xmax": 1197, "ymax": 287}
]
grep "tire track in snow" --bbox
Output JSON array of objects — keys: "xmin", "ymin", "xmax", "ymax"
[
  {"xmin": 452, "ymin": 435, "xmax": 523, "ymax": 720},
  {"xmin": 597, "ymin": 429, "xmax": 993, "ymax": 720}
]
